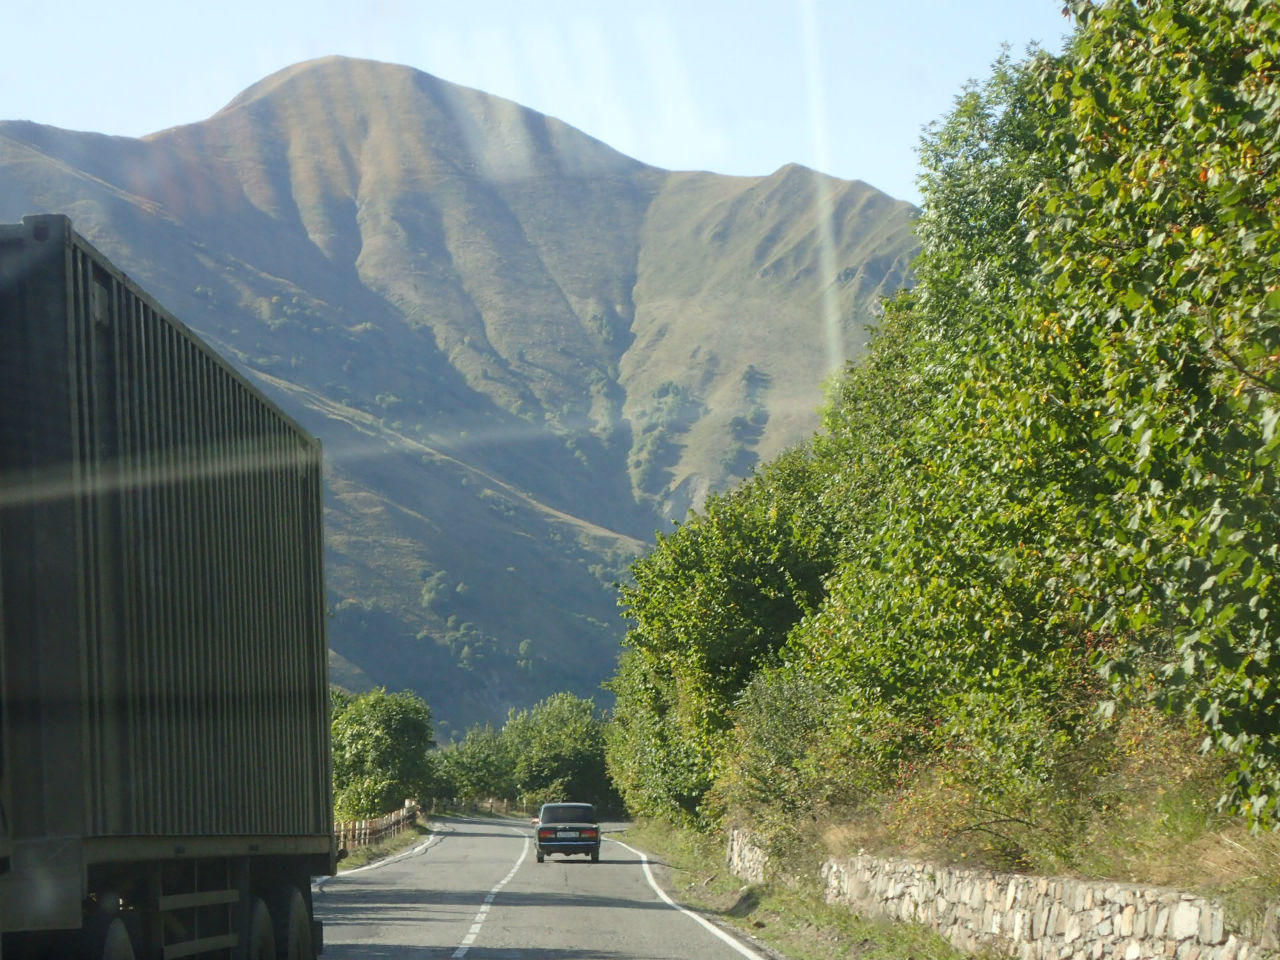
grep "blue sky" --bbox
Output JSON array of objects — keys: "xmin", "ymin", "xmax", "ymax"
[{"xmin": 3, "ymin": 1, "xmax": 1072, "ymax": 204}]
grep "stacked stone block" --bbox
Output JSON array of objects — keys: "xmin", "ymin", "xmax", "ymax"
[{"xmin": 725, "ymin": 828, "xmax": 1278, "ymax": 959}]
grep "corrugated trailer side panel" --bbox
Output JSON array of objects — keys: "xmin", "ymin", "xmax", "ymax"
[
  {"xmin": 0, "ymin": 215, "xmax": 330, "ymax": 852},
  {"xmin": 0, "ymin": 216, "xmax": 96, "ymax": 929},
  {"xmin": 0, "ymin": 215, "xmax": 90, "ymax": 867}
]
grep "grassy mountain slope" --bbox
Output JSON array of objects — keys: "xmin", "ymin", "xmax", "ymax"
[{"xmin": 0, "ymin": 56, "xmax": 917, "ymax": 732}]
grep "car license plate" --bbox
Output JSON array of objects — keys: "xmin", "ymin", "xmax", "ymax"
[{"xmin": 558, "ymin": 830, "xmax": 580, "ymax": 838}]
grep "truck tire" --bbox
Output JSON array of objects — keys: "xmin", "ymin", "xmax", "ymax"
[
  {"xmin": 272, "ymin": 887, "xmax": 314, "ymax": 960},
  {"xmin": 81, "ymin": 917, "xmax": 135, "ymax": 960},
  {"xmin": 247, "ymin": 898, "xmax": 275, "ymax": 960}
]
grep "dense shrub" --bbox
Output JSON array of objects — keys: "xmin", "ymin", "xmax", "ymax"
[
  {"xmin": 441, "ymin": 693, "xmax": 617, "ymax": 811},
  {"xmin": 332, "ymin": 687, "xmax": 439, "ymax": 819},
  {"xmin": 607, "ymin": 0, "xmax": 1280, "ymax": 852}
]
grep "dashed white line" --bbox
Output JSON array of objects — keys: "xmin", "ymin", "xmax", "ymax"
[{"xmin": 451, "ymin": 834, "xmax": 530, "ymax": 959}]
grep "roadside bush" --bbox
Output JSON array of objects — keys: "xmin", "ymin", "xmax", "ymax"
[
  {"xmin": 605, "ymin": 447, "xmax": 839, "ymax": 824},
  {"xmin": 332, "ymin": 687, "xmax": 438, "ymax": 819},
  {"xmin": 438, "ymin": 723, "xmax": 514, "ymax": 806},
  {"xmin": 605, "ymin": 3, "xmax": 1280, "ymax": 890},
  {"xmin": 504, "ymin": 693, "xmax": 618, "ymax": 810}
]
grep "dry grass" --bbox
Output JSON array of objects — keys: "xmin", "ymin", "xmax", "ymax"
[
  {"xmin": 621, "ymin": 820, "xmax": 985, "ymax": 960},
  {"xmin": 801, "ymin": 707, "xmax": 1280, "ymax": 935},
  {"xmin": 336, "ymin": 815, "xmax": 432, "ymax": 871},
  {"xmin": 1073, "ymin": 786, "xmax": 1280, "ymax": 932},
  {"xmin": 819, "ymin": 814, "xmax": 901, "ymax": 862}
]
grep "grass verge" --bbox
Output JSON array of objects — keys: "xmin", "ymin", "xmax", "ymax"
[
  {"xmin": 809, "ymin": 709, "xmax": 1280, "ymax": 938},
  {"xmin": 337, "ymin": 815, "xmax": 433, "ymax": 871},
  {"xmin": 621, "ymin": 820, "xmax": 990, "ymax": 960}
]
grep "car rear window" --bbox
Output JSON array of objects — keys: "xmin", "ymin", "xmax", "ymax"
[{"xmin": 540, "ymin": 804, "xmax": 594, "ymax": 823}]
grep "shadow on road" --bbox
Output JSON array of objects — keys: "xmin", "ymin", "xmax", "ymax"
[
  {"xmin": 537, "ymin": 854, "xmax": 659, "ymax": 866},
  {"xmin": 430, "ymin": 814, "xmax": 632, "ymax": 835},
  {"xmin": 448, "ymin": 950, "xmax": 633, "ymax": 959},
  {"xmin": 328, "ymin": 826, "xmax": 663, "ymax": 872},
  {"xmin": 326, "ymin": 948, "xmax": 631, "ymax": 959},
  {"xmin": 318, "ymin": 883, "xmax": 677, "ymax": 921}
]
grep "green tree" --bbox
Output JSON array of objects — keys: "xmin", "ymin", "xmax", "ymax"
[
  {"xmin": 332, "ymin": 687, "xmax": 437, "ymax": 819},
  {"xmin": 502, "ymin": 693, "xmax": 616, "ymax": 810},
  {"xmin": 771, "ymin": 0, "xmax": 1280, "ymax": 831},
  {"xmin": 330, "ymin": 686, "xmax": 352, "ymax": 722},
  {"xmin": 609, "ymin": 0, "xmax": 1280, "ymax": 843},
  {"xmin": 438, "ymin": 724, "xmax": 514, "ymax": 804},
  {"xmin": 1024, "ymin": 0, "xmax": 1280, "ymax": 822},
  {"xmin": 774, "ymin": 45, "xmax": 1089, "ymax": 818},
  {"xmin": 605, "ymin": 447, "xmax": 837, "ymax": 822}
]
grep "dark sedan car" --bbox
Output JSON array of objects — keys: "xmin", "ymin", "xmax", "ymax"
[{"xmin": 533, "ymin": 802, "xmax": 601, "ymax": 862}]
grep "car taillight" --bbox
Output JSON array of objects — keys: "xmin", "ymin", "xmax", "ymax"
[
  {"xmin": 538, "ymin": 828, "xmax": 555, "ymax": 839},
  {"xmin": 580, "ymin": 828, "xmax": 598, "ymax": 838}
]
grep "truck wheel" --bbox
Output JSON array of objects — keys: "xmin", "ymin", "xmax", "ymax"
[
  {"xmin": 81, "ymin": 917, "xmax": 135, "ymax": 960},
  {"xmin": 273, "ymin": 887, "xmax": 314, "ymax": 960},
  {"xmin": 247, "ymin": 898, "xmax": 275, "ymax": 960}
]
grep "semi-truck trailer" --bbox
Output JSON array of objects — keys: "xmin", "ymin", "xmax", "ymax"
[{"xmin": 0, "ymin": 214, "xmax": 334, "ymax": 959}]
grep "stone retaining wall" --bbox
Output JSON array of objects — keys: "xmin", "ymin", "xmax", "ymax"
[{"xmin": 726, "ymin": 828, "xmax": 1279, "ymax": 959}]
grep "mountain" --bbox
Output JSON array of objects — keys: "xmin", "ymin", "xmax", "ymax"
[{"xmin": 0, "ymin": 56, "xmax": 918, "ymax": 735}]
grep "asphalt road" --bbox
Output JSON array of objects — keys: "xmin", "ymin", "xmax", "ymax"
[{"xmin": 314, "ymin": 814, "xmax": 775, "ymax": 960}]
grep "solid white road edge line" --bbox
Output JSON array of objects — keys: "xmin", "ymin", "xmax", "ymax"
[
  {"xmin": 313, "ymin": 824, "xmax": 448, "ymax": 891},
  {"xmin": 610, "ymin": 839, "xmax": 770, "ymax": 960},
  {"xmin": 451, "ymin": 832, "xmax": 530, "ymax": 959}
]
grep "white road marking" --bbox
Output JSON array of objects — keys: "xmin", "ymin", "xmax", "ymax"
[
  {"xmin": 610, "ymin": 839, "xmax": 771, "ymax": 960},
  {"xmin": 452, "ymin": 833, "xmax": 530, "ymax": 959},
  {"xmin": 313, "ymin": 824, "xmax": 447, "ymax": 891}
]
